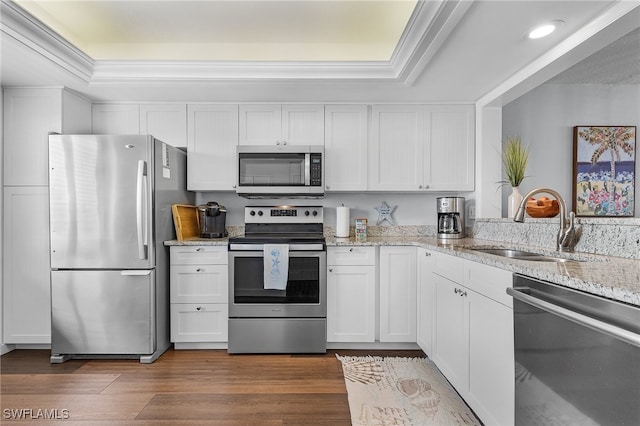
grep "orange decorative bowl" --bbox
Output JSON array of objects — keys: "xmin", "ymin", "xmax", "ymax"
[{"xmin": 526, "ymin": 197, "xmax": 560, "ymax": 218}]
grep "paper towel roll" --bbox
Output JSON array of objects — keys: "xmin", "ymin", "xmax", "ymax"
[{"xmin": 336, "ymin": 206, "xmax": 350, "ymax": 238}]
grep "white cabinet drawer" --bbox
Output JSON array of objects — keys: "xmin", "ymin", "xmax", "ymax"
[
  {"xmin": 432, "ymin": 250, "xmax": 465, "ymax": 283},
  {"xmin": 465, "ymin": 261, "xmax": 513, "ymax": 308},
  {"xmin": 327, "ymin": 246, "xmax": 376, "ymax": 266},
  {"xmin": 170, "ymin": 303, "xmax": 228, "ymax": 343},
  {"xmin": 170, "ymin": 246, "xmax": 228, "ymax": 265},
  {"xmin": 170, "ymin": 264, "xmax": 228, "ymax": 303}
]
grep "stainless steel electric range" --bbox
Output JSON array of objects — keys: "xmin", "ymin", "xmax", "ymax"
[{"xmin": 228, "ymin": 206, "xmax": 326, "ymax": 354}]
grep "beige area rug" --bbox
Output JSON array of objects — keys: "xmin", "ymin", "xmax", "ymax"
[{"xmin": 337, "ymin": 355, "xmax": 482, "ymax": 426}]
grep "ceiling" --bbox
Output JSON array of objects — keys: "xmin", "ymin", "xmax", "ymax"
[
  {"xmin": 547, "ymin": 27, "xmax": 640, "ymax": 85},
  {"xmin": 1, "ymin": 0, "xmax": 639, "ymax": 103},
  {"xmin": 12, "ymin": 0, "xmax": 418, "ymax": 61}
]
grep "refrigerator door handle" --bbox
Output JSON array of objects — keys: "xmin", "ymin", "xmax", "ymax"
[
  {"xmin": 121, "ymin": 270, "xmax": 152, "ymax": 276},
  {"xmin": 136, "ymin": 160, "xmax": 149, "ymax": 260}
]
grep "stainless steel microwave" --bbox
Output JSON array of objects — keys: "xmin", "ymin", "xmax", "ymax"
[{"xmin": 236, "ymin": 145, "xmax": 324, "ymax": 198}]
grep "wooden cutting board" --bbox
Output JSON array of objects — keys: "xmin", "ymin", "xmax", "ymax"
[{"xmin": 171, "ymin": 204, "xmax": 200, "ymax": 240}]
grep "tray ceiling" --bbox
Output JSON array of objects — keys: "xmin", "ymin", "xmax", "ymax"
[
  {"xmin": 13, "ymin": 0, "xmax": 418, "ymax": 61},
  {"xmin": 2, "ymin": 0, "xmax": 638, "ymax": 103}
]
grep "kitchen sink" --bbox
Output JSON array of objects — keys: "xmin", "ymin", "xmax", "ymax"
[{"xmin": 468, "ymin": 247, "xmax": 585, "ymax": 263}]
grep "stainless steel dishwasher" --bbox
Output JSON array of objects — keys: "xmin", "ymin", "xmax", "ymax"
[{"xmin": 507, "ymin": 274, "xmax": 640, "ymax": 426}]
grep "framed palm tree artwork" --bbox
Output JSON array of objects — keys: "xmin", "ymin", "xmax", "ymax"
[{"xmin": 573, "ymin": 126, "xmax": 636, "ymax": 217}]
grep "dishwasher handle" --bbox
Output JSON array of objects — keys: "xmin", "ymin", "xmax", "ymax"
[{"xmin": 507, "ymin": 287, "xmax": 640, "ymax": 348}]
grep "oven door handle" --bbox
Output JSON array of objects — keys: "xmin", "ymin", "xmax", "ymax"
[{"xmin": 507, "ymin": 287, "xmax": 640, "ymax": 348}]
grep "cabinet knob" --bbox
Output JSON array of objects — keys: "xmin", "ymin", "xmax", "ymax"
[
  {"xmin": 329, "ymin": 268, "xmax": 333, "ymax": 272},
  {"xmin": 418, "ymin": 185, "xmax": 423, "ymax": 189},
  {"xmin": 425, "ymin": 184, "xmax": 430, "ymax": 189},
  {"xmin": 196, "ymin": 306, "xmax": 202, "ymax": 311},
  {"xmin": 454, "ymin": 288, "xmax": 467, "ymax": 297},
  {"xmin": 425, "ymin": 252, "xmax": 431, "ymax": 257},
  {"xmin": 349, "ymin": 248, "xmax": 353, "ymax": 252},
  {"xmin": 196, "ymin": 248, "xmax": 202, "ymax": 252},
  {"xmin": 326, "ymin": 185, "xmax": 330, "ymax": 190},
  {"xmin": 196, "ymin": 268, "xmax": 201, "ymax": 272}
]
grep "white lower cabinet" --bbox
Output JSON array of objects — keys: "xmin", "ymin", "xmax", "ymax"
[
  {"xmin": 416, "ymin": 247, "xmax": 435, "ymax": 356},
  {"xmin": 430, "ymin": 251, "xmax": 514, "ymax": 426},
  {"xmin": 379, "ymin": 246, "xmax": 416, "ymax": 342},
  {"xmin": 169, "ymin": 246, "xmax": 228, "ymax": 348},
  {"xmin": 432, "ymin": 272, "xmax": 470, "ymax": 391},
  {"xmin": 3, "ymin": 187, "xmax": 52, "ymax": 344},
  {"xmin": 170, "ymin": 303, "xmax": 228, "ymax": 343},
  {"xmin": 327, "ymin": 247, "xmax": 376, "ymax": 342}
]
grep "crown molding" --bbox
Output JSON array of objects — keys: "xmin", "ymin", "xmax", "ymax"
[
  {"xmin": 1, "ymin": 0, "xmax": 470, "ymax": 85},
  {"xmin": 391, "ymin": 0, "xmax": 474, "ymax": 85},
  {"xmin": 1, "ymin": 0, "xmax": 94, "ymax": 81}
]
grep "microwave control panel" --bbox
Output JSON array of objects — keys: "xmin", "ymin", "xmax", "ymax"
[{"xmin": 310, "ymin": 153, "xmax": 322, "ymax": 186}]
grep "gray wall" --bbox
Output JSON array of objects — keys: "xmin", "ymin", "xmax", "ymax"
[{"xmin": 502, "ymin": 83, "xmax": 640, "ymax": 217}]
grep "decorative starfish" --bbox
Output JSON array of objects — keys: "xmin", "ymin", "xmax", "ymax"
[{"xmin": 375, "ymin": 201, "xmax": 397, "ymax": 225}]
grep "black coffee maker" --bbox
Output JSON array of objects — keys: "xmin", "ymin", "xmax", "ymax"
[{"xmin": 198, "ymin": 202, "xmax": 228, "ymax": 238}]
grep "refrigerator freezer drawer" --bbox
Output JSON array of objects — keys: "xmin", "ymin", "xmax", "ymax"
[{"xmin": 51, "ymin": 270, "xmax": 154, "ymax": 356}]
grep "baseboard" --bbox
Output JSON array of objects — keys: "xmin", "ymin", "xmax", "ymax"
[
  {"xmin": 173, "ymin": 342, "xmax": 228, "ymax": 350},
  {"xmin": 327, "ymin": 342, "xmax": 420, "ymax": 350}
]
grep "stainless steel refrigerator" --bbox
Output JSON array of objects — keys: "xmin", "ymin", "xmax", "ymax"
[{"xmin": 48, "ymin": 134, "xmax": 193, "ymax": 363}]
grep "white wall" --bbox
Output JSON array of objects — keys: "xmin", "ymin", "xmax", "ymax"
[{"xmin": 502, "ymin": 83, "xmax": 640, "ymax": 217}]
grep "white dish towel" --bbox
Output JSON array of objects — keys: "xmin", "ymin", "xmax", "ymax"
[{"xmin": 263, "ymin": 244, "xmax": 289, "ymax": 290}]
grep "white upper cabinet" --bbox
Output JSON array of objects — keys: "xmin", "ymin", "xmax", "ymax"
[
  {"xmin": 93, "ymin": 103, "xmax": 187, "ymax": 147},
  {"xmin": 3, "ymin": 88, "xmax": 91, "ymax": 186},
  {"xmin": 239, "ymin": 104, "xmax": 324, "ymax": 145},
  {"xmin": 324, "ymin": 105, "xmax": 368, "ymax": 191},
  {"xmin": 139, "ymin": 104, "xmax": 187, "ymax": 147},
  {"xmin": 424, "ymin": 105, "xmax": 475, "ymax": 191},
  {"xmin": 369, "ymin": 104, "xmax": 474, "ymax": 191},
  {"xmin": 92, "ymin": 103, "xmax": 140, "ymax": 134},
  {"xmin": 369, "ymin": 105, "xmax": 426, "ymax": 191},
  {"xmin": 187, "ymin": 104, "xmax": 239, "ymax": 191}
]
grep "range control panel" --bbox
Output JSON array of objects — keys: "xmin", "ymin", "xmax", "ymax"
[{"xmin": 244, "ymin": 206, "xmax": 323, "ymax": 224}]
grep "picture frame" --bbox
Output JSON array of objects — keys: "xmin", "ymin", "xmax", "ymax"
[{"xmin": 572, "ymin": 125, "xmax": 636, "ymax": 217}]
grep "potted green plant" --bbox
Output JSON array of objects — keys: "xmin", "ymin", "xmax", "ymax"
[{"xmin": 501, "ymin": 136, "xmax": 530, "ymax": 218}]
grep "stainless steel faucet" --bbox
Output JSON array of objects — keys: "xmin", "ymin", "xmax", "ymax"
[{"xmin": 514, "ymin": 188, "xmax": 577, "ymax": 252}]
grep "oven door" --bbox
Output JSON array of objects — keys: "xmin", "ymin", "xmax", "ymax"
[{"xmin": 229, "ymin": 248, "xmax": 326, "ymax": 318}]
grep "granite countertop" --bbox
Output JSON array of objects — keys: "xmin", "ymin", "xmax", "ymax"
[{"xmin": 165, "ymin": 235, "xmax": 640, "ymax": 307}]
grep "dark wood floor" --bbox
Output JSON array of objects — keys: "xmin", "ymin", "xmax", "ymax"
[{"xmin": 1, "ymin": 348, "xmax": 424, "ymax": 424}]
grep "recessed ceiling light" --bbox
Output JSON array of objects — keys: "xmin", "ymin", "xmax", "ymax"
[{"xmin": 528, "ymin": 20, "xmax": 565, "ymax": 39}]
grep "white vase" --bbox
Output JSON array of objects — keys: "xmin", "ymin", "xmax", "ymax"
[{"xmin": 508, "ymin": 186, "xmax": 523, "ymax": 218}]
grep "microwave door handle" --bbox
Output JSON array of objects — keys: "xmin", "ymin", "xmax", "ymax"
[{"xmin": 305, "ymin": 153, "xmax": 310, "ymax": 186}]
